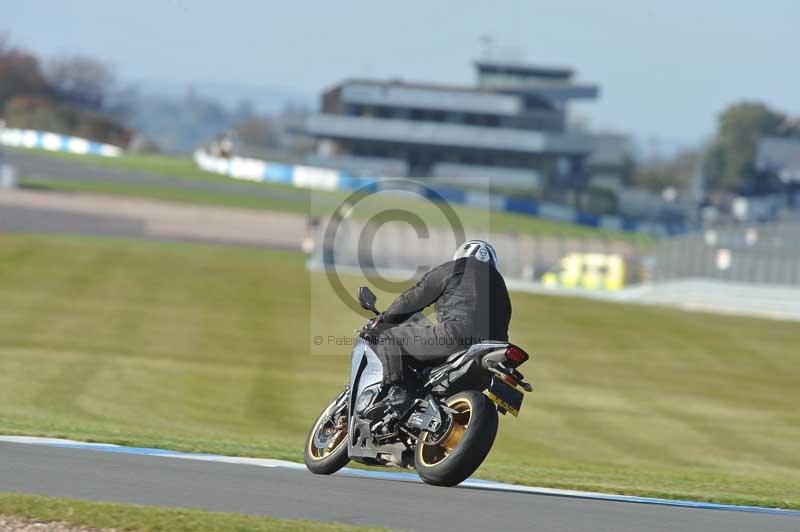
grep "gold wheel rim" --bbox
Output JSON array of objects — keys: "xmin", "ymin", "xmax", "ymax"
[
  {"xmin": 307, "ymin": 403, "xmax": 347, "ymax": 461},
  {"xmin": 418, "ymin": 397, "xmax": 472, "ymax": 467}
]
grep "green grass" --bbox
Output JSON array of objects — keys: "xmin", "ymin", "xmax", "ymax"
[
  {"xmin": 10, "ymin": 146, "xmax": 252, "ymax": 184},
  {"xmin": 13, "ymin": 146, "xmax": 647, "ymax": 242},
  {"xmin": 0, "ymin": 493, "xmax": 384, "ymax": 531},
  {"xmin": 1, "ymin": 234, "xmax": 797, "ymax": 509}
]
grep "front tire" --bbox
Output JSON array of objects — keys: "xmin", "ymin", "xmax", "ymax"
[
  {"xmin": 304, "ymin": 393, "xmax": 350, "ymax": 475},
  {"xmin": 414, "ymin": 390, "xmax": 498, "ymax": 487}
]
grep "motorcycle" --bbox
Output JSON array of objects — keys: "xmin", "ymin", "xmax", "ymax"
[{"xmin": 304, "ymin": 286, "xmax": 532, "ymax": 487}]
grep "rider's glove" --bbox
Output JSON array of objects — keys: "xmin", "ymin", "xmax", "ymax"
[{"xmin": 361, "ymin": 316, "xmax": 390, "ymax": 341}]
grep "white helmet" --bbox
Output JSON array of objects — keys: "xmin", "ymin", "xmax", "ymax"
[{"xmin": 453, "ymin": 240, "xmax": 498, "ymax": 268}]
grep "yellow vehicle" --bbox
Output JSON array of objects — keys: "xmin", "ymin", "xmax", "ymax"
[{"xmin": 541, "ymin": 253, "xmax": 625, "ymax": 291}]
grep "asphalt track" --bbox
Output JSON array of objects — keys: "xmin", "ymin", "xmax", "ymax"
[
  {"xmin": 0, "ymin": 195, "xmax": 306, "ymax": 249},
  {"xmin": 0, "ymin": 150, "xmax": 310, "ymax": 249},
  {"xmin": 1, "ymin": 439, "xmax": 798, "ymax": 532}
]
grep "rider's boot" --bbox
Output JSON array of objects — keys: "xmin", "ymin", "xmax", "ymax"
[{"xmin": 365, "ymin": 383, "xmax": 412, "ymax": 420}]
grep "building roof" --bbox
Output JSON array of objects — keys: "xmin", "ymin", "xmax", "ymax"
[
  {"xmin": 326, "ymin": 78, "xmax": 506, "ymax": 96},
  {"xmin": 340, "ymin": 82, "xmax": 522, "ymax": 115},
  {"xmin": 474, "ymin": 59, "xmax": 574, "ymax": 80},
  {"xmin": 325, "ymin": 77, "xmax": 597, "ymax": 110}
]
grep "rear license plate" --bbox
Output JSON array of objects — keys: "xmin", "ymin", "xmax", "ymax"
[{"xmin": 484, "ymin": 376, "xmax": 524, "ymax": 417}]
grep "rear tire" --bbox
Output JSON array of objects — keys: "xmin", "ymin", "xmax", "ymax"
[
  {"xmin": 304, "ymin": 394, "xmax": 350, "ymax": 475},
  {"xmin": 414, "ymin": 390, "xmax": 498, "ymax": 487}
]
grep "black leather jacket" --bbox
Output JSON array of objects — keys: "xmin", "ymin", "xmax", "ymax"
[{"xmin": 381, "ymin": 257, "xmax": 512, "ymax": 341}]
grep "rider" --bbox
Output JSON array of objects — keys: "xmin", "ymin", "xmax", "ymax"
[{"xmin": 369, "ymin": 240, "xmax": 512, "ymax": 414}]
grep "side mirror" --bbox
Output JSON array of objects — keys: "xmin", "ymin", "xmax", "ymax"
[{"xmin": 358, "ymin": 286, "xmax": 379, "ymax": 315}]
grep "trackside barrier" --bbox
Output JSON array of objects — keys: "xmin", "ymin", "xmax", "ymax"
[
  {"xmin": 193, "ymin": 149, "xmax": 671, "ymax": 236},
  {"xmin": 0, "ymin": 128, "xmax": 122, "ymax": 157}
]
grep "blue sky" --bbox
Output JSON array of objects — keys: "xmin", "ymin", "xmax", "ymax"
[{"xmin": 6, "ymin": 0, "xmax": 799, "ymax": 154}]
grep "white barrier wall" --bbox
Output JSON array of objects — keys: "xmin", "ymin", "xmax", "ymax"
[{"xmin": 0, "ymin": 128, "xmax": 122, "ymax": 157}]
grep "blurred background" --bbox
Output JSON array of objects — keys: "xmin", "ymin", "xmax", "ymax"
[{"xmin": 1, "ymin": 0, "xmax": 799, "ymax": 512}]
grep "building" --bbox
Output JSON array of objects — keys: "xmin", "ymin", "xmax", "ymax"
[
  {"xmin": 757, "ymin": 136, "xmax": 800, "ymax": 185},
  {"xmin": 756, "ymin": 136, "xmax": 800, "ymax": 211},
  {"xmin": 303, "ymin": 60, "xmax": 630, "ymax": 194}
]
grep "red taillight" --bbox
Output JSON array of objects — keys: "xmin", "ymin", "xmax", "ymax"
[
  {"xmin": 503, "ymin": 374, "xmax": 519, "ymax": 387},
  {"xmin": 505, "ymin": 345, "xmax": 529, "ymax": 367}
]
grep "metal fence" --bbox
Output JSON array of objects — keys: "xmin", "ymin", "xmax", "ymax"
[
  {"xmin": 649, "ymin": 218, "xmax": 800, "ymax": 285},
  {"xmin": 308, "ymin": 217, "xmax": 649, "ymax": 289},
  {"xmin": 308, "ymin": 213, "xmax": 800, "ymax": 289}
]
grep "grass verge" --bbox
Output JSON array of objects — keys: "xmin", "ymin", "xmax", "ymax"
[
  {"xmin": 0, "ymin": 234, "xmax": 796, "ymax": 509},
  {"xmin": 10, "ymin": 147, "xmax": 248, "ymax": 185},
  {"xmin": 0, "ymin": 493, "xmax": 383, "ymax": 531}
]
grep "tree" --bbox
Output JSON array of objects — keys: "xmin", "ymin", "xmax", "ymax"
[
  {"xmin": 45, "ymin": 55, "xmax": 114, "ymax": 111},
  {"xmin": 0, "ymin": 34, "xmax": 129, "ymax": 146},
  {"xmin": 705, "ymin": 102, "xmax": 786, "ymax": 192},
  {"xmin": 0, "ymin": 36, "xmax": 48, "ymax": 108},
  {"xmin": 631, "ymin": 148, "xmax": 699, "ymax": 193}
]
